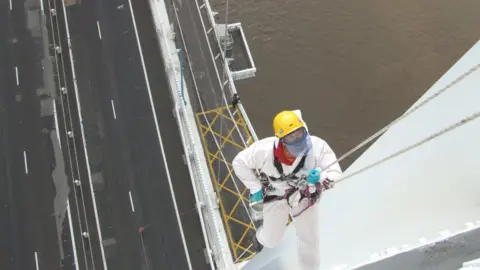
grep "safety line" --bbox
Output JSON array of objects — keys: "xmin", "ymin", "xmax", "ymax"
[
  {"xmin": 337, "ymin": 110, "xmax": 480, "ymax": 184},
  {"xmin": 323, "ymin": 63, "xmax": 480, "ymax": 172}
]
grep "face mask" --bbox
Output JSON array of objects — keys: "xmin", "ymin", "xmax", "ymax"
[{"xmin": 284, "ymin": 135, "xmax": 312, "ymax": 157}]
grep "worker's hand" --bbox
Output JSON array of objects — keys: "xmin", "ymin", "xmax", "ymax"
[
  {"xmin": 321, "ymin": 178, "xmax": 334, "ymax": 190},
  {"xmin": 303, "ymin": 182, "xmax": 322, "ymax": 204},
  {"xmin": 307, "ymin": 169, "xmax": 321, "ymax": 184},
  {"xmin": 249, "ymin": 190, "xmax": 264, "ymax": 221}
]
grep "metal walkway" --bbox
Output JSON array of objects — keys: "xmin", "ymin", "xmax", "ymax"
[
  {"xmin": 196, "ymin": 105, "xmax": 256, "ymax": 261},
  {"xmin": 151, "ymin": 0, "xmax": 262, "ymax": 265},
  {"xmin": 164, "ymin": 0, "xmax": 263, "ymax": 263}
]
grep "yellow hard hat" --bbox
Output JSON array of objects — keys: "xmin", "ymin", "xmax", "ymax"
[{"xmin": 273, "ymin": 110, "xmax": 305, "ymax": 139}]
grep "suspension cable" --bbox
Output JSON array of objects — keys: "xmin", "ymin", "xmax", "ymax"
[
  {"xmin": 337, "ymin": 110, "xmax": 480, "ymax": 184},
  {"xmin": 322, "ymin": 63, "xmax": 480, "ymax": 172},
  {"xmin": 237, "ymin": 62, "xmax": 480, "ymax": 260},
  {"xmin": 238, "ymin": 110, "xmax": 480, "ymax": 263}
]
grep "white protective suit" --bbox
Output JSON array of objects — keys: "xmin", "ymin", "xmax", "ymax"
[{"xmin": 232, "ymin": 111, "xmax": 342, "ymax": 270}]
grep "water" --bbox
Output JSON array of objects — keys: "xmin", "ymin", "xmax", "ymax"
[{"xmin": 212, "ymin": 0, "xmax": 480, "ymax": 166}]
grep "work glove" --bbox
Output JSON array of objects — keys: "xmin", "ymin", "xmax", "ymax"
[
  {"xmin": 302, "ymin": 169, "xmax": 324, "ymax": 205},
  {"xmin": 309, "ymin": 168, "xmax": 335, "ymax": 190},
  {"xmin": 288, "ymin": 169, "xmax": 321, "ymax": 207},
  {"xmin": 249, "ymin": 189, "xmax": 264, "ymax": 221}
]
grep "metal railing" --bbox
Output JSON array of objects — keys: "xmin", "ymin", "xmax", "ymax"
[
  {"xmin": 148, "ymin": 0, "xmax": 235, "ymax": 268},
  {"xmin": 197, "ymin": 0, "xmax": 259, "ymax": 143}
]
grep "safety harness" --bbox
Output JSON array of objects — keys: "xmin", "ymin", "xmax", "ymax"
[{"xmin": 263, "ymin": 144, "xmax": 307, "ymax": 203}]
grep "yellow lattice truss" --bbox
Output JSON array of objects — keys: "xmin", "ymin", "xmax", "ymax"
[{"xmin": 196, "ymin": 105, "xmax": 257, "ymax": 262}]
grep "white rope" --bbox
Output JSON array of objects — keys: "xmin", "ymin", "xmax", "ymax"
[
  {"xmin": 237, "ymin": 110, "xmax": 480, "ymax": 262},
  {"xmin": 337, "ymin": 110, "xmax": 480, "ymax": 184},
  {"xmin": 237, "ymin": 63, "xmax": 480, "ymax": 261},
  {"xmin": 322, "ymin": 63, "xmax": 480, "ymax": 172}
]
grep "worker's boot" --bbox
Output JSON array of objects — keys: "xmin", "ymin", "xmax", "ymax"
[{"xmin": 252, "ymin": 236, "xmax": 264, "ymax": 253}]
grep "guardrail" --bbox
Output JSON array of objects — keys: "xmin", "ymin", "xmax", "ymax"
[
  {"xmin": 147, "ymin": 0, "xmax": 236, "ymax": 269},
  {"xmin": 221, "ymin": 22, "xmax": 257, "ymax": 81},
  {"xmin": 196, "ymin": 0, "xmax": 259, "ymax": 143}
]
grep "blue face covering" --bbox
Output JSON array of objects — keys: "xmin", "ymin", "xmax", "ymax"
[{"xmin": 284, "ymin": 134, "xmax": 312, "ymax": 157}]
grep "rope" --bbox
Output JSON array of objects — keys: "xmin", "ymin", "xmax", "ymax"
[
  {"xmin": 237, "ymin": 63, "xmax": 480, "ymax": 262},
  {"xmin": 322, "ymin": 63, "xmax": 480, "ymax": 172},
  {"xmin": 336, "ymin": 110, "xmax": 480, "ymax": 184}
]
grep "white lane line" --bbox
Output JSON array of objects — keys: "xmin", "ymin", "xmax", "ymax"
[
  {"xmin": 15, "ymin": 66, "xmax": 19, "ymax": 85},
  {"xmin": 52, "ymin": 100, "xmax": 62, "ymax": 149},
  {"xmin": 24, "ymin": 151, "xmax": 28, "ymax": 174},
  {"xmin": 111, "ymin": 100, "xmax": 116, "ymax": 119},
  {"xmin": 34, "ymin": 252, "xmax": 39, "ymax": 269},
  {"xmin": 96, "ymin": 21, "xmax": 102, "ymax": 40},
  {"xmin": 39, "ymin": 0, "xmax": 43, "ymax": 13},
  {"xmin": 9, "ymin": 0, "xmax": 12, "ymax": 10},
  {"xmin": 67, "ymin": 200, "xmax": 79, "ymax": 269},
  {"xmin": 127, "ymin": 1, "xmax": 193, "ymax": 269},
  {"xmin": 128, "ymin": 191, "xmax": 135, "ymax": 212},
  {"xmin": 61, "ymin": 1, "xmax": 109, "ymax": 269}
]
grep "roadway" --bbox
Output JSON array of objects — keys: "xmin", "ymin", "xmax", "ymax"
[
  {"xmin": 59, "ymin": 0, "xmax": 210, "ymax": 268},
  {"xmin": 0, "ymin": 0, "xmax": 77, "ymax": 269}
]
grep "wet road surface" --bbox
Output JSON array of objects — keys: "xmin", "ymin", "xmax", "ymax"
[
  {"xmin": 0, "ymin": 0, "xmax": 77, "ymax": 269},
  {"xmin": 130, "ymin": 0, "xmax": 211, "ymax": 268},
  {"xmin": 59, "ymin": 0, "xmax": 210, "ymax": 268}
]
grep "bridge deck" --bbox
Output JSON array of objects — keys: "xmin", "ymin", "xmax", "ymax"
[{"xmin": 196, "ymin": 105, "xmax": 257, "ymax": 262}]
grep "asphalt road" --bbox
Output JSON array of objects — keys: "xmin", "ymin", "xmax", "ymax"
[
  {"xmin": 0, "ymin": 1, "xmax": 78, "ymax": 269},
  {"xmin": 59, "ymin": 0, "xmax": 210, "ymax": 268},
  {"xmin": 129, "ymin": 0, "xmax": 211, "ymax": 268},
  {"xmin": 46, "ymin": 0, "xmax": 113, "ymax": 268}
]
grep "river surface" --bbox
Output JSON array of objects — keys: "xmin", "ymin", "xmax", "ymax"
[{"xmin": 211, "ymin": 0, "xmax": 480, "ymax": 166}]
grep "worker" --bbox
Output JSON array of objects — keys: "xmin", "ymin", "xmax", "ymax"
[{"xmin": 232, "ymin": 110, "xmax": 342, "ymax": 270}]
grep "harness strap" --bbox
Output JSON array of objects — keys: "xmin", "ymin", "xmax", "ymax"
[
  {"xmin": 263, "ymin": 143, "xmax": 308, "ymax": 203},
  {"xmin": 272, "ymin": 143, "xmax": 307, "ymax": 176}
]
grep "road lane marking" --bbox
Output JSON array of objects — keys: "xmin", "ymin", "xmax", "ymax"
[
  {"xmin": 34, "ymin": 252, "xmax": 39, "ymax": 269},
  {"xmin": 111, "ymin": 100, "xmax": 116, "ymax": 119},
  {"xmin": 52, "ymin": 100, "xmax": 62, "ymax": 149},
  {"xmin": 138, "ymin": 228, "xmax": 150, "ymax": 270},
  {"xmin": 9, "ymin": 0, "xmax": 12, "ymax": 10},
  {"xmin": 24, "ymin": 151, "xmax": 28, "ymax": 174},
  {"xmin": 61, "ymin": 1, "xmax": 109, "ymax": 268},
  {"xmin": 128, "ymin": 191, "xmax": 135, "ymax": 212},
  {"xmin": 39, "ymin": 0, "xmax": 43, "ymax": 13},
  {"xmin": 96, "ymin": 21, "xmax": 102, "ymax": 40},
  {"xmin": 67, "ymin": 200, "xmax": 79, "ymax": 269},
  {"xmin": 15, "ymin": 66, "xmax": 19, "ymax": 85},
  {"xmin": 127, "ymin": 0, "xmax": 193, "ymax": 268}
]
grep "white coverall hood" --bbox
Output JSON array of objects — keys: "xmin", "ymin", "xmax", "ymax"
[{"xmin": 283, "ymin": 110, "xmax": 312, "ymax": 157}]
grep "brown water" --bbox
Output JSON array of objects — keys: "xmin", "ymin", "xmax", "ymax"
[{"xmin": 211, "ymin": 0, "xmax": 480, "ymax": 165}]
